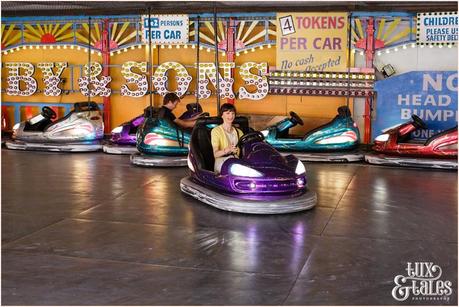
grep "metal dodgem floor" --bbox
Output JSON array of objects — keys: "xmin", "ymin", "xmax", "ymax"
[{"xmin": 1, "ymin": 149, "xmax": 457, "ymax": 305}]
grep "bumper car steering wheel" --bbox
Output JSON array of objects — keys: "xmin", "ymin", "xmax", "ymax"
[
  {"xmin": 41, "ymin": 106, "xmax": 57, "ymax": 120},
  {"xmin": 237, "ymin": 131, "xmax": 265, "ymax": 148},
  {"xmin": 411, "ymin": 114, "xmax": 427, "ymax": 129},
  {"xmin": 289, "ymin": 111, "xmax": 304, "ymax": 126}
]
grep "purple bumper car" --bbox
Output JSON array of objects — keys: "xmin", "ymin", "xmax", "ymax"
[
  {"xmin": 103, "ymin": 107, "xmax": 155, "ymax": 154},
  {"xmin": 180, "ymin": 116, "xmax": 317, "ymax": 214}
]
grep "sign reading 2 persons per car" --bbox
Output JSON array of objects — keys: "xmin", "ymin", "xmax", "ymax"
[{"xmin": 142, "ymin": 15, "xmax": 189, "ymax": 44}]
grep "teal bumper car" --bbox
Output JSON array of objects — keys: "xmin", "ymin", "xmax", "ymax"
[
  {"xmin": 262, "ymin": 106, "xmax": 363, "ymax": 162},
  {"xmin": 131, "ymin": 104, "xmax": 204, "ymax": 167}
]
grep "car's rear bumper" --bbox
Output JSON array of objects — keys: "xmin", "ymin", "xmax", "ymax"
[
  {"xmin": 5, "ymin": 140, "xmax": 102, "ymax": 152},
  {"xmin": 130, "ymin": 153, "xmax": 187, "ymax": 167},
  {"xmin": 365, "ymin": 153, "xmax": 458, "ymax": 170}
]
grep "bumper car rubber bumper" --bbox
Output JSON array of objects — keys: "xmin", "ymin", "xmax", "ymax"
[
  {"xmin": 5, "ymin": 140, "xmax": 102, "ymax": 152},
  {"xmin": 282, "ymin": 149, "xmax": 364, "ymax": 162},
  {"xmin": 180, "ymin": 176, "xmax": 317, "ymax": 214},
  {"xmin": 365, "ymin": 153, "xmax": 458, "ymax": 170},
  {"xmin": 130, "ymin": 152, "xmax": 187, "ymax": 167},
  {"xmin": 103, "ymin": 143, "xmax": 138, "ymax": 155}
]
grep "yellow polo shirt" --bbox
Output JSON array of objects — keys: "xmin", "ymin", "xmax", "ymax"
[{"xmin": 211, "ymin": 124, "xmax": 243, "ymax": 157}]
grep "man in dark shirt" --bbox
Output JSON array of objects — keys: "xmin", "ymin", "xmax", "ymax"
[{"xmin": 158, "ymin": 93, "xmax": 199, "ymax": 129}]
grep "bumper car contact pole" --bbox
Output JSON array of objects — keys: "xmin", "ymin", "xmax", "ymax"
[
  {"xmin": 148, "ymin": 7, "xmax": 153, "ymax": 117},
  {"xmin": 213, "ymin": 5, "xmax": 220, "ymax": 112},
  {"xmin": 346, "ymin": 13, "xmax": 352, "ymax": 129},
  {"xmin": 196, "ymin": 15, "xmax": 200, "ymax": 113},
  {"xmin": 87, "ymin": 16, "xmax": 92, "ymax": 108}
]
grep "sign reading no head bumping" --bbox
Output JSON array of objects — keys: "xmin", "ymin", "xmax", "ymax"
[
  {"xmin": 373, "ymin": 71, "xmax": 458, "ymax": 140},
  {"xmin": 142, "ymin": 15, "xmax": 189, "ymax": 44},
  {"xmin": 417, "ymin": 12, "xmax": 458, "ymax": 45}
]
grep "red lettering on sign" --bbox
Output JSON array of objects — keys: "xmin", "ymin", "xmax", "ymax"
[{"xmin": 296, "ymin": 16, "xmax": 346, "ymax": 29}]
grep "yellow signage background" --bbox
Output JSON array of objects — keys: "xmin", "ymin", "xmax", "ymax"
[{"xmin": 276, "ymin": 12, "xmax": 348, "ymax": 71}]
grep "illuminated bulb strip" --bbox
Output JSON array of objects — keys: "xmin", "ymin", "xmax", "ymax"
[
  {"xmin": 374, "ymin": 42, "xmax": 455, "ymax": 55},
  {"xmin": 269, "ymin": 87, "xmax": 373, "ymax": 97},
  {"xmin": 0, "ymin": 39, "xmax": 290, "ymax": 54},
  {"xmin": 269, "ymin": 71, "xmax": 375, "ymax": 81}
]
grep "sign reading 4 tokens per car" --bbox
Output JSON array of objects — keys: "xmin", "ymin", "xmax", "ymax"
[
  {"xmin": 276, "ymin": 12, "xmax": 348, "ymax": 71},
  {"xmin": 279, "ymin": 15, "xmax": 296, "ymax": 36},
  {"xmin": 142, "ymin": 15, "xmax": 189, "ymax": 44}
]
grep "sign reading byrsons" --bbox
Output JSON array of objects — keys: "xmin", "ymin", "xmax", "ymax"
[
  {"xmin": 4, "ymin": 61, "xmax": 269, "ymax": 101},
  {"xmin": 417, "ymin": 12, "xmax": 458, "ymax": 45},
  {"xmin": 141, "ymin": 15, "xmax": 189, "ymax": 44}
]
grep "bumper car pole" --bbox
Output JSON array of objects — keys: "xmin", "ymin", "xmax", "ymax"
[
  {"xmin": 102, "ymin": 18, "xmax": 111, "ymax": 134},
  {"xmin": 196, "ymin": 15, "xmax": 200, "ymax": 112},
  {"xmin": 226, "ymin": 18, "xmax": 236, "ymax": 105},
  {"xmin": 87, "ymin": 16, "xmax": 92, "ymax": 108},
  {"xmin": 346, "ymin": 13, "xmax": 352, "ymax": 130},
  {"xmin": 148, "ymin": 7, "xmax": 153, "ymax": 114},
  {"xmin": 364, "ymin": 17, "xmax": 375, "ymax": 144},
  {"xmin": 213, "ymin": 5, "xmax": 220, "ymax": 112}
]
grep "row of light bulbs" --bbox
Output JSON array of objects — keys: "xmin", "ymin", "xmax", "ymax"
[
  {"xmin": 110, "ymin": 43, "xmax": 272, "ymax": 56},
  {"xmin": 2, "ymin": 44, "xmax": 103, "ymax": 56},
  {"xmin": 271, "ymin": 88, "xmax": 371, "ymax": 95},
  {"xmin": 271, "ymin": 71, "xmax": 375, "ymax": 80},
  {"xmin": 4, "ymin": 42, "xmax": 451, "ymax": 57},
  {"xmin": 269, "ymin": 80, "xmax": 371, "ymax": 88},
  {"xmin": 236, "ymin": 44, "xmax": 272, "ymax": 56},
  {"xmin": 353, "ymin": 42, "xmax": 454, "ymax": 56},
  {"xmin": 2, "ymin": 43, "xmax": 273, "ymax": 57},
  {"xmin": 110, "ymin": 44, "xmax": 230, "ymax": 56}
]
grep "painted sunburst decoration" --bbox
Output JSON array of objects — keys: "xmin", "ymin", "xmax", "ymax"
[
  {"xmin": 76, "ymin": 21, "xmax": 137, "ymax": 50},
  {"xmin": 23, "ymin": 23, "xmax": 74, "ymax": 44},
  {"xmin": 1, "ymin": 24, "xmax": 21, "ymax": 49},
  {"xmin": 352, "ymin": 17, "xmax": 416, "ymax": 50},
  {"xmin": 189, "ymin": 19, "xmax": 275, "ymax": 52}
]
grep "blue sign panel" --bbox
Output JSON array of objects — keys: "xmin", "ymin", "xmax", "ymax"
[
  {"xmin": 373, "ymin": 71, "xmax": 458, "ymax": 140},
  {"xmin": 141, "ymin": 15, "xmax": 189, "ymax": 44}
]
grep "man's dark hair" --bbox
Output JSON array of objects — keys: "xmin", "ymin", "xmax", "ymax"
[
  {"xmin": 219, "ymin": 103, "xmax": 236, "ymax": 116},
  {"xmin": 163, "ymin": 92, "xmax": 180, "ymax": 105}
]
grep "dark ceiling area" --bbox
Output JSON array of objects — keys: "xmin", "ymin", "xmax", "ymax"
[{"xmin": 1, "ymin": 1, "xmax": 458, "ymax": 17}]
